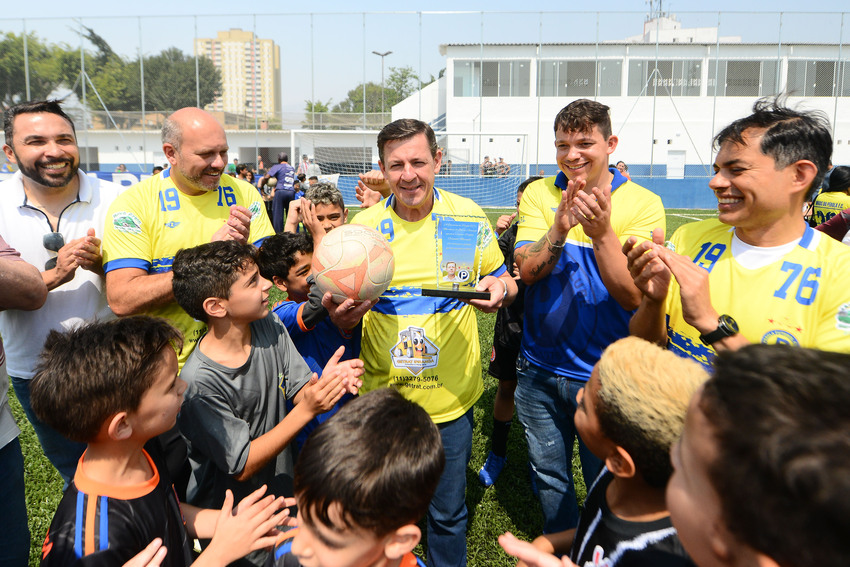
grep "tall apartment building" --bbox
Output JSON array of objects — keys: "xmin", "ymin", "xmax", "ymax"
[{"xmin": 195, "ymin": 29, "xmax": 281, "ymax": 119}]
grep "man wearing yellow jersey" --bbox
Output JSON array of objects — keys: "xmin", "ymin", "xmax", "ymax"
[
  {"xmin": 354, "ymin": 118, "xmax": 517, "ymax": 567},
  {"xmin": 625, "ymin": 98, "xmax": 850, "ymax": 366},
  {"xmin": 101, "ymin": 107, "xmax": 274, "ymax": 495},
  {"xmin": 102, "ymin": 107, "xmax": 274, "ymax": 367}
]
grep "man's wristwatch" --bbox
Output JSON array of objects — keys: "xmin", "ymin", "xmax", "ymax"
[{"xmin": 699, "ymin": 314, "xmax": 739, "ymax": 345}]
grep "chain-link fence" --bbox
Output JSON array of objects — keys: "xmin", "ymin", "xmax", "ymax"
[{"xmin": 1, "ymin": 10, "xmax": 849, "ymax": 198}]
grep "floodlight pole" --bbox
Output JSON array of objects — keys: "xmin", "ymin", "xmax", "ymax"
[{"xmin": 372, "ymin": 50, "xmax": 393, "ymax": 117}]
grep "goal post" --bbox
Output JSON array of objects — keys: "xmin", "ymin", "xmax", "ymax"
[{"xmin": 291, "ymin": 130, "xmax": 529, "ymax": 209}]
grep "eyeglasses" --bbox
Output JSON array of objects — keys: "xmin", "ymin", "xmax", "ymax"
[{"xmin": 43, "ymin": 232, "xmax": 65, "ymax": 270}]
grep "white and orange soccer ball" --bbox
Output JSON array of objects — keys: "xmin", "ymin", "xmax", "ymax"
[{"xmin": 312, "ymin": 225, "xmax": 395, "ymax": 303}]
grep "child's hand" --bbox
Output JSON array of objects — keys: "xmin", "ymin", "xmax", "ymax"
[
  {"xmin": 321, "ymin": 346, "xmax": 364, "ymax": 394},
  {"xmin": 122, "ymin": 538, "xmax": 167, "ymax": 567},
  {"xmin": 201, "ymin": 487, "xmax": 292, "ymax": 566},
  {"xmin": 499, "ymin": 532, "xmax": 578, "ymax": 567},
  {"xmin": 300, "ymin": 372, "xmax": 347, "ymax": 415}
]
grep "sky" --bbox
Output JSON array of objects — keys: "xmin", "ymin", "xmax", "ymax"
[{"xmin": 4, "ymin": 1, "xmax": 849, "ymax": 115}]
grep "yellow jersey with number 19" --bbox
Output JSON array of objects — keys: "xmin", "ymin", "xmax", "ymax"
[
  {"xmin": 353, "ymin": 188, "xmax": 507, "ymax": 423},
  {"xmin": 665, "ymin": 219, "xmax": 850, "ymax": 368},
  {"xmin": 101, "ymin": 170, "xmax": 275, "ymax": 368}
]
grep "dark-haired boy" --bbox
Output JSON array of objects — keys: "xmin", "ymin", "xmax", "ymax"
[
  {"xmin": 172, "ymin": 241, "xmax": 363, "ymax": 566},
  {"xmin": 31, "ymin": 316, "xmax": 289, "ymax": 567},
  {"xmin": 502, "ymin": 336, "xmax": 706, "ymax": 567},
  {"xmin": 625, "ymin": 98, "xmax": 850, "ymax": 365},
  {"xmin": 513, "ymin": 99, "xmax": 665, "ymax": 532},
  {"xmin": 268, "ymin": 388, "xmax": 445, "ymax": 567},
  {"xmin": 256, "ymin": 232, "xmax": 370, "ymax": 449},
  {"xmin": 668, "ymin": 344, "xmax": 850, "ymax": 567}
]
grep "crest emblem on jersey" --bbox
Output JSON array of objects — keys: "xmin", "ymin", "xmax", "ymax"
[
  {"xmin": 249, "ymin": 201, "xmax": 263, "ymax": 220},
  {"xmin": 112, "ymin": 211, "xmax": 142, "ymax": 234},
  {"xmin": 390, "ymin": 326, "xmax": 439, "ymax": 375},
  {"xmin": 836, "ymin": 302, "xmax": 850, "ymax": 332},
  {"xmin": 761, "ymin": 329, "xmax": 799, "ymax": 346}
]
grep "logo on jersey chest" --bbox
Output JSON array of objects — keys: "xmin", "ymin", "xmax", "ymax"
[{"xmin": 390, "ymin": 326, "xmax": 439, "ymax": 375}]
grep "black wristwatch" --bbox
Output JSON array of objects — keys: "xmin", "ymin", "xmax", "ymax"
[{"xmin": 699, "ymin": 314, "xmax": 739, "ymax": 345}]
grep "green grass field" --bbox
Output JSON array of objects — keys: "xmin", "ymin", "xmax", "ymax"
[{"xmin": 12, "ymin": 208, "xmax": 715, "ymax": 566}]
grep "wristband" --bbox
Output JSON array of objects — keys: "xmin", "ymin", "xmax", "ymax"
[
  {"xmin": 545, "ymin": 231, "xmax": 565, "ymax": 249},
  {"xmin": 500, "ymin": 278, "xmax": 508, "ymax": 299}
]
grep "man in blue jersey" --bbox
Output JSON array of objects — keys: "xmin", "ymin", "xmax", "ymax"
[
  {"xmin": 625, "ymin": 97, "xmax": 850, "ymax": 363},
  {"xmin": 513, "ymin": 99, "xmax": 665, "ymax": 534},
  {"xmin": 262, "ymin": 152, "xmax": 296, "ymax": 233}
]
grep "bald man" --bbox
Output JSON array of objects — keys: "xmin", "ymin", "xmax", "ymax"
[{"xmin": 102, "ymin": 107, "xmax": 274, "ymax": 366}]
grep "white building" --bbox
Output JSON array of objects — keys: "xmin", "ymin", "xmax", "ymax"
[{"xmin": 394, "ymin": 14, "xmax": 850, "ymax": 184}]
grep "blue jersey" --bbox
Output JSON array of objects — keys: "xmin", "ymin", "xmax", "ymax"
[
  {"xmin": 515, "ymin": 169, "xmax": 665, "ymax": 379},
  {"xmin": 271, "ymin": 300, "xmax": 360, "ymax": 446}
]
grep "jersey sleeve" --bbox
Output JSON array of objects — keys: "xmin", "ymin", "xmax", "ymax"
[
  {"xmin": 612, "ymin": 185, "xmax": 666, "ymax": 245},
  {"xmin": 101, "ymin": 188, "xmax": 155, "ymax": 272},
  {"xmin": 178, "ymin": 392, "xmax": 252, "ymax": 476},
  {"xmin": 811, "ymin": 244, "xmax": 850, "ymax": 353},
  {"xmin": 515, "ymin": 179, "xmax": 552, "ymax": 247}
]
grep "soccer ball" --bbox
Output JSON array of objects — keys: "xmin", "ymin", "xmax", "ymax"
[
  {"xmin": 266, "ymin": 176, "xmax": 278, "ymax": 187},
  {"xmin": 312, "ymin": 225, "xmax": 395, "ymax": 303}
]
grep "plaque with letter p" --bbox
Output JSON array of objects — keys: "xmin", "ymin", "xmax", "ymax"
[{"xmin": 421, "ymin": 213, "xmax": 490, "ymax": 300}]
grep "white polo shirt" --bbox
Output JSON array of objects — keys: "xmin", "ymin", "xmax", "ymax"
[{"xmin": 0, "ymin": 171, "xmax": 123, "ymax": 379}]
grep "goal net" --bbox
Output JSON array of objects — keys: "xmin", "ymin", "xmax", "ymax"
[{"xmin": 291, "ymin": 130, "xmax": 529, "ymax": 209}]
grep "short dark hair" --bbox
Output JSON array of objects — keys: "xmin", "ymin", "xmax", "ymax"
[
  {"xmin": 30, "ymin": 317, "xmax": 182, "ymax": 443},
  {"xmin": 377, "ymin": 118, "xmax": 438, "ymax": 163},
  {"xmin": 172, "ymin": 241, "xmax": 258, "ymax": 322},
  {"xmin": 517, "ymin": 176, "xmax": 542, "ymax": 194},
  {"xmin": 822, "ymin": 165, "xmax": 850, "ymax": 194},
  {"xmin": 701, "ymin": 345, "xmax": 850, "ymax": 567},
  {"xmin": 713, "ymin": 96, "xmax": 832, "ymax": 200},
  {"xmin": 256, "ymin": 232, "xmax": 313, "ymax": 282},
  {"xmin": 278, "ymin": 152, "xmax": 289, "ymax": 163},
  {"xmin": 554, "ymin": 99, "xmax": 612, "ymax": 139},
  {"xmin": 295, "ymin": 389, "xmax": 444, "ymax": 537},
  {"xmin": 4, "ymin": 100, "xmax": 76, "ymax": 147}
]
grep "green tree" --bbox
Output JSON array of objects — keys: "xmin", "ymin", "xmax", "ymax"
[
  {"xmin": 332, "ymin": 82, "xmax": 384, "ymax": 113},
  {"xmin": 141, "ymin": 47, "xmax": 220, "ymax": 111},
  {"xmin": 331, "ymin": 66, "xmax": 421, "ymax": 114},
  {"xmin": 384, "ymin": 66, "xmax": 420, "ymax": 105},
  {"xmin": 304, "ymin": 98, "xmax": 331, "ymax": 113},
  {"xmin": 0, "ymin": 32, "xmax": 69, "ymax": 108}
]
